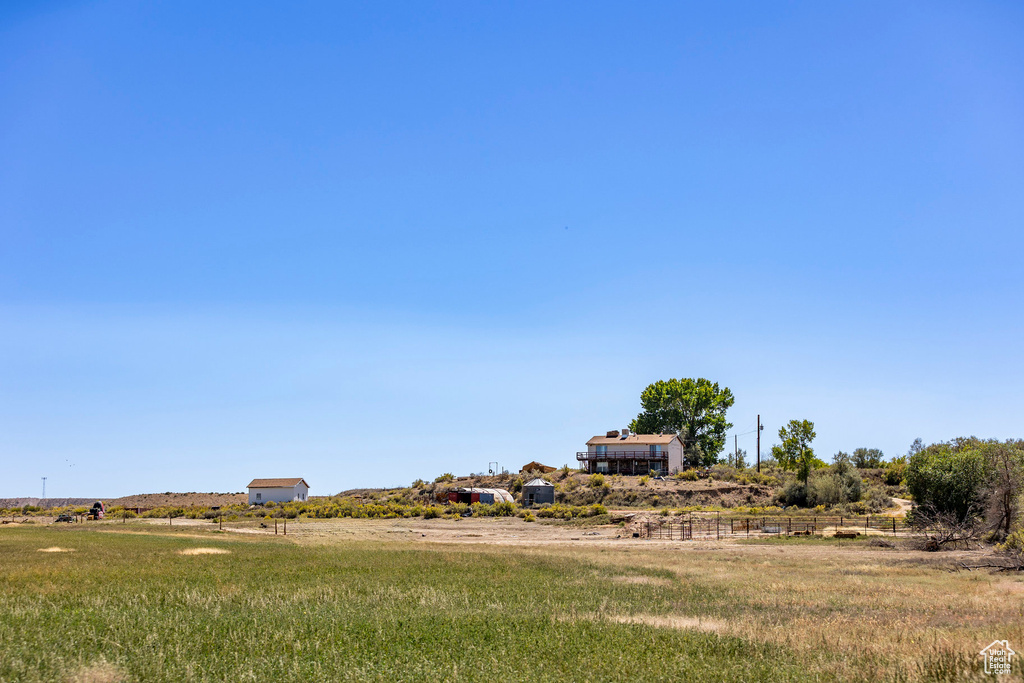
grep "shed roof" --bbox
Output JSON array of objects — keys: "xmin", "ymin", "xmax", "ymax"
[
  {"xmin": 247, "ymin": 478, "xmax": 309, "ymax": 489},
  {"xmin": 523, "ymin": 478, "xmax": 554, "ymax": 488},
  {"xmin": 586, "ymin": 433, "xmax": 680, "ymax": 446}
]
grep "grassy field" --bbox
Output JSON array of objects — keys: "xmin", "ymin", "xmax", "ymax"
[{"xmin": 1, "ymin": 522, "xmax": 1021, "ymax": 682}]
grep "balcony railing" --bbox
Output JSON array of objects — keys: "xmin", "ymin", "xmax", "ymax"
[{"xmin": 576, "ymin": 451, "xmax": 668, "ymax": 462}]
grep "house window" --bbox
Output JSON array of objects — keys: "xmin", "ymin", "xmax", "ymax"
[
  {"xmin": 649, "ymin": 444, "xmax": 662, "ymax": 454},
  {"xmin": 595, "ymin": 445, "xmax": 607, "ymax": 454},
  {"xmin": 596, "ymin": 461, "xmax": 609, "ymax": 473},
  {"xmin": 255, "ymin": 492, "xmax": 261, "ymax": 501},
  {"xmin": 650, "ymin": 462, "xmax": 662, "ymax": 474}
]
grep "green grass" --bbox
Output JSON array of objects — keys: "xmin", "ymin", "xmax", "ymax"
[
  {"xmin": 0, "ymin": 526, "xmax": 815, "ymax": 683},
  {"xmin": 2, "ymin": 523, "xmax": 1019, "ymax": 682}
]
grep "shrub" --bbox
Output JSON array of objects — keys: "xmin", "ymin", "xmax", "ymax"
[
  {"xmin": 710, "ymin": 464, "xmax": 740, "ymax": 482},
  {"xmin": 675, "ymin": 470, "xmax": 699, "ymax": 482},
  {"xmin": 491, "ymin": 501, "xmax": 516, "ymax": 517},
  {"xmin": 588, "ymin": 473, "xmax": 605, "ymax": 488},
  {"xmin": 806, "ymin": 467, "xmax": 861, "ymax": 508},
  {"xmin": 587, "ymin": 503, "xmax": 607, "ymax": 517},
  {"xmin": 639, "ymin": 475, "xmax": 650, "ymax": 486},
  {"xmin": 884, "ymin": 457, "xmax": 907, "ymax": 486},
  {"xmin": 434, "ymin": 473, "xmax": 455, "ymax": 483},
  {"xmin": 998, "ymin": 528, "xmax": 1024, "ymax": 552},
  {"xmin": 776, "ymin": 479, "xmax": 808, "ymax": 507},
  {"xmin": 423, "ymin": 506, "xmax": 441, "ymax": 519},
  {"xmin": 523, "ymin": 512, "xmax": 536, "ymax": 522},
  {"xmin": 862, "ymin": 485, "xmax": 894, "ymax": 513}
]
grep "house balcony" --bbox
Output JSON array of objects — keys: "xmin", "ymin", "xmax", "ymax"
[
  {"xmin": 576, "ymin": 451, "xmax": 668, "ymax": 462},
  {"xmin": 576, "ymin": 451, "xmax": 667, "ymax": 475}
]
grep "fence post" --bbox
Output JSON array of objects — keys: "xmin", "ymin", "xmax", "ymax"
[
  {"xmin": 865, "ymin": 515, "xmax": 869, "ymax": 532},
  {"xmin": 275, "ymin": 519, "xmax": 278, "ymax": 535},
  {"xmin": 788, "ymin": 517, "xmax": 792, "ymax": 535},
  {"xmin": 746, "ymin": 518, "xmax": 749, "ymax": 537},
  {"xmin": 284, "ymin": 518, "xmax": 287, "ymax": 536},
  {"xmin": 892, "ymin": 517, "xmax": 896, "ymax": 535}
]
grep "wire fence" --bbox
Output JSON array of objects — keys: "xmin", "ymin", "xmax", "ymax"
[{"xmin": 641, "ymin": 514, "xmax": 911, "ymax": 541}]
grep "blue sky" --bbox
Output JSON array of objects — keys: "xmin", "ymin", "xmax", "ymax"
[{"xmin": 2, "ymin": 2, "xmax": 1022, "ymax": 498}]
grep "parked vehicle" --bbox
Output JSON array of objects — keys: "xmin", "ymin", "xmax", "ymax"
[
  {"xmin": 54, "ymin": 514, "xmax": 75, "ymax": 523},
  {"xmin": 88, "ymin": 501, "xmax": 105, "ymax": 520}
]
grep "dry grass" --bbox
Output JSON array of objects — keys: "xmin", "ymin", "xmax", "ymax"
[
  {"xmin": 64, "ymin": 659, "xmax": 127, "ymax": 683},
  {"xmin": 585, "ymin": 539, "xmax": 1024, "ymax": 681},
  {"xmin": 610, "ymin": 575, "xmax": 674, "ymax": 587},
  {"xmin": 573, "ymin": 612, "xmax": 727, "ymax": 634}
]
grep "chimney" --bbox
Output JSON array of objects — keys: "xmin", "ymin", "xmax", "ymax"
[{"xmin": 621, "ymin": 427, "xmax": 630, "ymax": 439}]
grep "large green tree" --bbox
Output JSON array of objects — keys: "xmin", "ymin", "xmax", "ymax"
[
  {"xmin": 906, "ymin": 437, "xmax": 988, "ymax": 522},
  {"xmin": 629, "ymin": 377, "xmax": 734, "ymax": 468},
  {"xmin": 852, "ymin": 448, "xmax": 884, "ymax": 469},
  {"xmin": 772, "ymin": 419, "xmax": 817, "ymax": 483},
  {"xmin": 907, "ymin": 437, "xmax": 1024, "ymax": 534}
]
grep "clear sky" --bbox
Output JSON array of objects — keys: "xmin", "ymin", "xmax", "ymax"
[{"xmin": 2, "ymin": 2, "xmax": 1022, "ymax": 498}]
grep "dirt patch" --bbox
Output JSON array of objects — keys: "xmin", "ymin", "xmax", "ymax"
[
  {"xmin": 177, "ymin": 548, "xmax": 230, "ymax": 555},
  {"xmin": 821, "ymin": 526, "xmax": 886, "ymax": 538},
  {"xmin": 37, "ymin": 547, "xmax": 75, "ymax": 553},
  {"xmin": 611, "ymin": 575, "xmax": 674, "ymax": 587},
  {"xmin": 65, "ymin": 660, "xmax": 127, "ymax": 683},
  {"xmin": 570, "ymin": 613, "xmax": 726, "ymax": 634}
]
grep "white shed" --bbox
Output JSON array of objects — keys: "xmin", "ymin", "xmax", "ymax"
[{"xmin": 247, "ymin": 478, "xmax": 310, "ymax": 505}]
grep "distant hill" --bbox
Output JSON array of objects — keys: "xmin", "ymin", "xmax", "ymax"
[
  {"xmin": 0, "ymin": 498, "xmax": 100, "ymax": 509},
  {"xmin": 0, "ymin": 493, "xmax": 247, "ymax": 510},
  {"xmin": 109, "ymin": 492, "xmax": 248, "ymax": 508}
]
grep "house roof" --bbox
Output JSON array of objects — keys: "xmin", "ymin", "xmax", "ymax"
[
  {"xmin": 586, "ymin": 433, "xmax": 680, "ymax": 446},
  {"xmin": 520, "ymin": 461, "xmax": 556, "ymax": 473},
  {"xmin": 523, "ymin": 478, "xmax": 554, "ymax": 488},
  {"xmin": 247, "ymin": 478, "xmax": 309, "ymax": 489}
]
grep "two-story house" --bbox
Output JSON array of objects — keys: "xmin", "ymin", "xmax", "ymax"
[{"xmin": 576, "ymin": 429, "xmax": 684, "ymax": 475}]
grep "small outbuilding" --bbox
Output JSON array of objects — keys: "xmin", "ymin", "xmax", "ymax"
[
  {"xmin": 522, "ymin": 478, "xmax": 555, "ymax": 507},
  {"xmin": 521, "ymin": 461, "xmax": 556, "ymax": 474},
  {"xmin": 247, "ymin": 478, "xmax": 310, "ymax": 505},
  {"xmin": 448, "ymin": 488, "xmax": 515, "ymax": 505}
]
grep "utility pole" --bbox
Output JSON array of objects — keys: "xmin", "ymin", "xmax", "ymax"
[
  {"xmin": 756, "ymin": 415, "xmax": 763, "ymax": 473},
  {"xmin": 734, "ymin": 435, "xmax": 738, "ymax": 467},
  {"xmin": 41, "ymin": 477, "xmax": 47, "ymax": 500}
]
